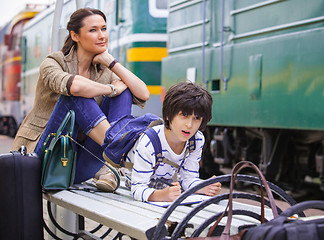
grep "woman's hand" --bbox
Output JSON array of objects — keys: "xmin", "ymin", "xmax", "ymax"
[
  {"xmin": 92, "ymin": 51, "xmax": 115, "ymax": 67},
  {"xmin": 94, "ymin": 51, "xmax": 149, "ymax": 102},
  {"xmin": 110, "ymin": 79, "xmax": 127, "ymax": 96}
]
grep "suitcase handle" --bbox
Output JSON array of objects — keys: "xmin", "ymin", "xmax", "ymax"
[{"xmin": 18, "ymin": 145, "xmax": 27, "ymax": 156}]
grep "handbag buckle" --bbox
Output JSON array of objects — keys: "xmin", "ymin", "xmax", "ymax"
[{"xmin": 61, "ymin": 158, "xmax": 68, "ymax": 167}]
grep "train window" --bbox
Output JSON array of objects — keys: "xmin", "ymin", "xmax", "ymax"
[
  {"xmin": 21, "ymin": 37, "xmax": 27, "ymax": 65},
  {"xmin": 117, "ymin": 0, "xmax": 131, "ymax": 24},
  {"xmin": 149, "ymin": 0, "xmax": 168, "ymax": 18},
  {"xmin": 10, "ymin": 35, "xmax": 19, "ymax": 51},
  {"xmin": 186, "ymin": 67, "xmax": 196, "ymax": 83},
  {"xmin": 211, "ymin": 79, "xmax": 220, "ymax": 92},
  {"xmin": 155, "ymin": 0, "xmax": 167, "ymax": 9},
  {"xmin": 84, "ymin": 0, "xmax": 95, "ymax": 8},
  {"xmin": 35, "ymin": 34, "xmax": 41, "ymax": 58},
  {"xmin": 102, "ymin": 0, "xmax": 117, "ymax": 26}
]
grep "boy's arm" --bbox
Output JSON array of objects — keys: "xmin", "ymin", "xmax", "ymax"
[
  {"xmin": 128, "ymin": 135, "xmax": 155, "ymax": 201},
  {"xmin": 130, "ymin": 135, "xmax": 183, "ymax": 202}
]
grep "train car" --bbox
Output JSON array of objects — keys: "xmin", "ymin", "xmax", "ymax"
[
  {"xmin": 161, "ymin": 0, "xmax": 324, "ymax": 191},
  {"xmin": 105, "ymin": 0, "xmax": 168, "ymax": 116},
  {"xmin": 20, "ymin": 0, "xmax": 168, "ymax": 122},
  {"xmin": 0, "ymin": 5, "xmax": 43, "ymax": 136},
  {"xmin": 20, "ymin": 0, "xmax": 77, "ymax": 119}
]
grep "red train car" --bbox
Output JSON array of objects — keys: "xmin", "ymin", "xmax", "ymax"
[{"xmin": 0, "ymin": 5, "xmax": 42, "ymax": 136}]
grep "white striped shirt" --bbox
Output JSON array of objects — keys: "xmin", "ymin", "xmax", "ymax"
[{"xmin": 125, "ymin": 125, "xmax": 205, "ymax": 202}]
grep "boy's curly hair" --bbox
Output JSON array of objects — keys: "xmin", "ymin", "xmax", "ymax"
[{"xmin": 162, "ymin": 82, "xmax": 213, "ymax": 131}]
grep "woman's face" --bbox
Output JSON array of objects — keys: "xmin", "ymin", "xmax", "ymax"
[{"xmin": 72, "ymin": 14, "xmax": 108, "ymax": 55}]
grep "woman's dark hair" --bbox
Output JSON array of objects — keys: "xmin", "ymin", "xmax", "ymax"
[
  {"xmin": 162, "ymin": 82, "xmax": 213, "ymax": 131},
  {"xmin": 61, "ymin": 8, "xmax": 106, "ymax": 55}
]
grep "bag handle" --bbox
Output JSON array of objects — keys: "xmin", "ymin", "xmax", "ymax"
[
  {"xmin": 40, "ymin": 110, "xmax": 75, "ymax": 160},
  {"xmin": 41, "ymin": 110, "xmax": 75, "ymax": 160},
  {"xmin": 207, "ymin": 161, "xmax": 279, "ymax": 239},
  {"xmin": 55, "ymin": 110, "xmax": 75, "ymax": 138}
]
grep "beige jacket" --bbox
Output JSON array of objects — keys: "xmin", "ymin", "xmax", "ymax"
[{"xmin": 12, "ymin": 48, "xmax": 144, "ymax": 153}]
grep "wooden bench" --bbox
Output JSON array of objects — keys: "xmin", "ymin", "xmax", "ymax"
[{"xmin": 43, "ymin": 175, "xmax": 295, "ymax": 239}]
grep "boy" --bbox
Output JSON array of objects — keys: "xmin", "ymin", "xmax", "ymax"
[{"xmin": 125, "ymin": 82, "xmax": 221, "ymax": 202}]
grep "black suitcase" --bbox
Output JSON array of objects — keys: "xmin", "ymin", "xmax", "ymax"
[{"xmin": 0, "ymin": 150, "xmax": 43, "ymax": 240}]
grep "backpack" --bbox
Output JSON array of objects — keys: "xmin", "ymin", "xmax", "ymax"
[
  {"xmin": 242, "ymin": 200, "xmax": 324, "ymax": 240},
  {"xmin": 102, "ymin": 113, "xmax": 196, "ymax": 171},
  {"xmin": 102, "ymin": 113, "xmax": 163, "ymax": 168}
]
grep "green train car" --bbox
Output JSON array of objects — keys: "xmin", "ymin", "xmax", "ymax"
[
  {"xmin": 105, "ymin": 0, "xmax": 168, "ymax": 116},
  {"xmin": 21, "ymin": 0, "xmax": 167, "ymax": 120},
  {"xmin": 162, "ymin": 0, "xmax": 324, "ymax": 190}
]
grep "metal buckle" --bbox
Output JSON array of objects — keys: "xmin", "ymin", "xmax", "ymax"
[{"xmin": 61, "ymin": 158, "xmax": 68, "ymax": 167}]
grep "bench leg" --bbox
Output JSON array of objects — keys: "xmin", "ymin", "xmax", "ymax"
[{"xmin": 56, "ymin": 206, "xmax": 79, "ymax": 239}]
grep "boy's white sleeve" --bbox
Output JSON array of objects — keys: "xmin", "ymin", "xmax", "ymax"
[
  {"xmin": 128, "ymin": 134, "xmax": 156, "ymax": 202},
  {"xmin": 179, "ymin": 132, "xmax": 205, "ymax": 190}
]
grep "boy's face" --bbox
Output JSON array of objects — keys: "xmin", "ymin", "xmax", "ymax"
[{"xmin": 168, "ymin": 111, "xmax": 202, "ymax": 142}]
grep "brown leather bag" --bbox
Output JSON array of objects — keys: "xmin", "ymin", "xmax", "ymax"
[{"xmin": 187, "ymin": 161, "xmax": 279, "ymax": 240}]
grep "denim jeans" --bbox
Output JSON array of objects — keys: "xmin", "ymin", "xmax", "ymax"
[{"xmin": 35, "ymin": 89, "xmax": 133, "ymax": 183}]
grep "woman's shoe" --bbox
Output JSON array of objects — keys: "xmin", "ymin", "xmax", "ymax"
[{"xmin": 93, "ymin": 164, "xmax": 118, "ymax": 192}]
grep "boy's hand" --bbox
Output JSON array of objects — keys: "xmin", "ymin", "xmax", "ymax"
[
  {"xmin": 203, "ymin": 181, "xmax": 222, "ymax": 196},
  {"xmin": 148, "ymin": 182, "xmax": 181, "ymax": 202},
  {"xmin": 198, "ymin": 175, "xmax": 222, "ymax": 196},
  {"xmin": 165, "ymin": 182, "xmax": 182, "ymax": 201}
]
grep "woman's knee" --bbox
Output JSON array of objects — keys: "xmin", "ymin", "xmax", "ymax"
[{"xmin": 53, "ymin": 95, "xmax": 105, "ymax": 135}]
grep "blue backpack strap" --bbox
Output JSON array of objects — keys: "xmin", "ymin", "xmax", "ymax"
[{"xmin": 144, "ymin": 128, "xmax": 164, "ymax": 171}]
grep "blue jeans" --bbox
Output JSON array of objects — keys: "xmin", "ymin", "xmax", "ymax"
[{"xmin": 35, "ymin": 89, "xmax": 133, "ymax": 183}]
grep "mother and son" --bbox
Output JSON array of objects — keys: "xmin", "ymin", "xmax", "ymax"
[{"xmin": 12, "ymin": 8, "xmax": 221, "ymax": 202}]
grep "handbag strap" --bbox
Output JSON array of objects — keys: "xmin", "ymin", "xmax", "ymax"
[
  {"xmin": 207, "ymin": 161, "xmax": 278, "ymax": 239},
  {"xmin": 66, "ymin": 135, "xmax": 121, "ymax": 189}
]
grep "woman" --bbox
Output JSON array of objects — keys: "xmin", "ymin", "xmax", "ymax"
[{"xmin": 12, "ymin": 8, "xmax": 149, "ymax": 191}]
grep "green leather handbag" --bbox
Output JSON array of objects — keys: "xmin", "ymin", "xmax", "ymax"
[{"xmin": 41, "ymin": 110, "xmax": 77, "ymax": 190}]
